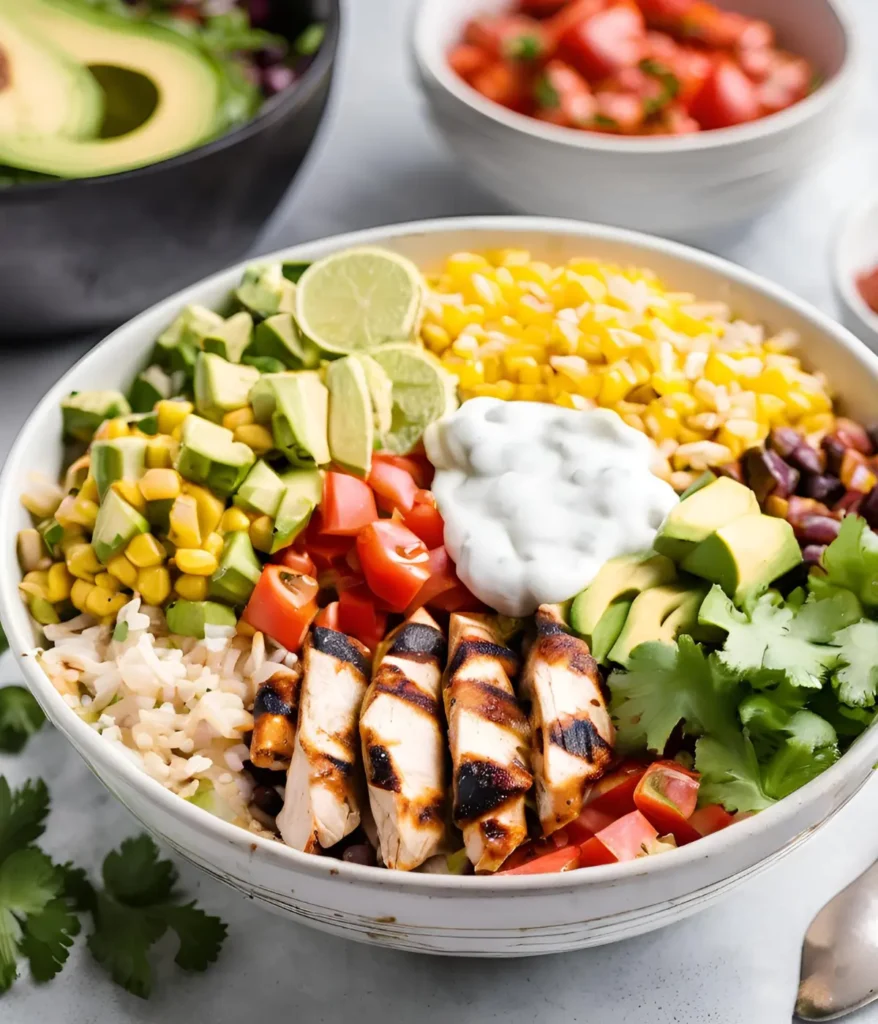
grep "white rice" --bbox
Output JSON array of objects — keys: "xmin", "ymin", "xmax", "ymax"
[{"xmin": 39, "ymin": 596, "xmax": 295, "ymax": 831}]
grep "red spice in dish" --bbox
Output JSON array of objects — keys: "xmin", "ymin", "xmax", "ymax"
[{"xmin": 448, "ymin": 0, "xmax": 816, "ymax": 136}]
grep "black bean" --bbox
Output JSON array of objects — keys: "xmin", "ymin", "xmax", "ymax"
[
  {"xmin": 789, "ymin": 443, "xmax": 823, "ymax": 475},
  {"xmin": 860, "ymin": 486, "xmax": 878, "ymax": 531},
  {"xmin": 801, "ymin": 473, "xmax": 845, "ymax": 505},
  {"xmin": 821, "ymin": 435, "xmax": 848, "ymax": 476},
  {"xmin": 251, "ymin": 784, "xmax": 283, "ymax": 818},
  {"xmin": 243, "ymin": 759, "xmax": 285, "ymax": 788},
  {"xmin": 768, "ymin": 427, "xmax": 803, "ymax": 459},
  {"xmin": 342, "ymin": 844, "xmax": 378, "ymax": 867}
]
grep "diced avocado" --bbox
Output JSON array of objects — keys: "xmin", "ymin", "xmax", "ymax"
[
  {"xmin": 61, "ymin": 390, "xmax": 131, "ymax": 442},
  {"xmin": 154, "ymin": 305, "xmax": 224, "ymax": 374},
  {"xmin": 91, "ymin": 436, "xmax": 148, "ymax": 500},
  {"xmin": 234, "ymin": 460, "xmax": 285, "ymax": 518},
  {"xmin": 354, "ymin": 353, "xmax": 394, "ymax": 435},
  {"xmin": 590, "ymin": 599, "xmax": 632, "ymax": 665},
  {"xmin": 202, "ymin": 311, "xmax": 254, "ymax": 364},
  {"xmin": 679, "ymin": 470, "xmax": 717, "ymax": 501},
  {"xmin": 209, "ymin": 531, "xmax": 263, "ymax": 606},
  {"xmin": 654, "ymin": 477, "xmax": 760, "ymax": 562},
  {"xmin": 129, "ymin": 365, "xmax": 173, "ymax": 413},
  {"xmin": 242, "ymin": 354, "xmax": 286, "ymax": 375},
  {"xmin": 250, "ymin": 313, "xmax": 320, "ymax": 370},
  {"xmin": 124, "ymin": 411, "xmax": 159, "ymax": 435},
  {"xmin": 271, "ymin": 373, "xmax": 330, "ymax": 467},
  {"xmin": 145, "ymin": 498, "xmax": 174, "ymax": 534},
  {"xmin": 175, "ymin": 415, "xmax": 255, "ymax": 497},
  {"xmin": 235, "ymin": 263, "xmax": 296, "ymax": 321},
  {"xmin": 270, "ymin": 469, "xmax": 323, "ymax": 552},
  {"xmin": 608, "ymin": 583, "xmax": 708, "ymax": 667},
  {"xmin": 92, "ymin": 489, "xmax": 149, "ymax": 564},
  {"xmin": 681, "ymin": 513, "xmax": 802, "ymax": 606},
  {"xmin": 248, "ymin": 373, "xmax": 288, "ymax": 424},
  {"xmin": 569, "ymin": 552, "xmax": 677, "ymax": 643},
  {"xmin": 282, "ymin": 261, "xmax": 311, "ymax": 283},
  {"xmin": 185, "ymin": 779, "xmax": 237, "ymax": 822},
  {"xmin": 327, "ymin": 357, "xmax": 373, "ymax": 478},
  {"xmin": 193, "ymin": 352, "xmax": 260, "ymax": 423},
  {"xmin": 165, "ymin": 599, "xmax": 237, "ymax": 639},
  {"xmin": 38, "ymin": 518, "xmax": 64, "ymax": 559}
]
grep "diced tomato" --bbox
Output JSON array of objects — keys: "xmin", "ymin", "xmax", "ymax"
[
  {"xmin": 271, "ymin": 547, "xmax": 317, "ymax": 577},
  {"xmin": 499, "ymin": 844, "xmax": 581, "ymax": 875},
  {"xmin": 565, "ymin": 805, "xmax": 617, "ymax": 845},
  {"xmin": 465, "ymin": 14, "xmax": 548, "ymax": 62},
  {"xmin": 404, "ymin": 546, "xmax": 458, "ymax": 615},
  {"xmin": 448, "ymin": 43, "xmax": 493, "ymax": 83},
  {"xmin": 356, "ymin": 520, "xmax": 431, "ymax": 612},
  {"xmin": 402, "ymin": 493, "xmax": 445, "ymax": 549},
  {"xmin": 320, "ymin": 472, "xmax": 377, "ymax": 537},
  {"xmin": 373, "ymin": 453, "xmax": 434, "ymax": 489},
  {"xmin": 469, "ymin": 60, "xmax": 532, "ymax": 111},
  {"xmin": 689, "ymin": 58, "xmax": 760, "ymax": 129},
  {"xmin": 633, "ymin": 761, "xmax": 701, "ymax": 844},
  {"xmin": 534, "ymin": 60, "xmax": 598, "ymax": 128},
  {"xmin": 688, "ymin": 803, "xmax": 734, "ymax": 836},
  {"xmin": 368, "ymin": 457, "xmax": 420, "ymax": 514},
  {"xmin": 592, "ymin": 809, "xmax": 659, "ymax": 861},
  {"xmin": 857, "ymin": 266, "xmax": 878, "ymax": 315},
  {"xmin": 427, "ymin": 582, "xmax": 485, "ymax": 613},
  {"xmin": 337, "ymin": 584, "xmax": 388, "ymax": 652},
  {"xmin": 578, "ymin": 835, "xmax": 618, "ymax": 866},
  {"xmin": 677, "ymin": 3, "xmax": 751, "ymax": 49},
  {"xmin": 545, "ymin": 0, "xmax": 605, "ymax": 46},
  {"xmin": 594, "ymin": 88, "xmax": 646, "ymax": 132},
  {"xmin": 585, "ymin": 761, "xmax": 647, "ymax": 817},
  {"xmin": 314, "ymin": 601, "xmax": 340, "ymax": 630},
  {"xmin": 304, "ymin": 511, "xmax": 355, "ymax": 571},
  {"xmin": 644, "ymin": 103, "xmax": 700, "ymax": 134},
  {"xmin": 241, "ymin": 565, "xmax": 319, "ymax": 653},
  {"xmin": 757, "ymin": 53, "xmax": 812, "ymax": 115},
  {"xmin": 558, "ymin": 2, "xmax": 646, "ymax": 82},
  {"xmin": 636, "ymin": 0, "xmax": 695, "ymax": 26},
  {"xmin": 520, "ymin": 0, "xmax": 568, "ymax": 16}
]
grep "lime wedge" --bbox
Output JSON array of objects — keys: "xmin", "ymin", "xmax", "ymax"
[
  {"xmin": 369, "ymin": 344, "xmax": 458, "ymax": 455},
  {"xmin": 353, "ymin": 353, "xmax": 393, "ymax": 435},
  {"xmin": 295, "ymin": 247, "xmax": 424, "ymax": 355}
]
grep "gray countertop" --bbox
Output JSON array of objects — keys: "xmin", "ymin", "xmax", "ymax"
[{"xmin": 3, "ymin": 0, "xmax": 878, "ymax": 1020}]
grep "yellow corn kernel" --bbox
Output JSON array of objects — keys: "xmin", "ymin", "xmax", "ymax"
[
  {"xmin": 222, "ymin": 406, "xmax": 256, "ymax": 432},
  {"xmin": 46, "ymin": 563, "xmax": 74, "ymax": 604},
  {"xmin": 442, "ymin": 304, "xmax": 484, "ymax": 338},
  {"xmin": 94, "ymin": 571, "xmax": 122, "ymax": 593},
  {"xmin": 157, "ymin": 400, "xmax": 193, "ymax": 436},
  {"xmin": 784, "ymin": 391, "xmax": 812, "ymax": 418},
  {"xmin": 112, "ymin": 479, "xmax": 147, "ymax": 512},
  {"xmin": 665, "ymin": 392, "xmax": 699, "ymax": 417},
  {"xmin": 56, "ymin": 494, "xmax": 99, "ymax": 530},
  {"xmin": 182, "ymin": 483, "xmax": 225, "ymax": 537},
  {"xmin": 137, "ymin": 566, "xmax": 171, "ymax": 607},
  {"xmin": 78, "ymin": 475, "xmax": 100, "ymax": 504},
  {"xmin": 107, "ymin": 418, "xmax": 132, "ymax": 440},
  {"xmin": 126, "ymin": 533, "xmax": 166, "ymax": 568},
  {"xmin": 203, "ymin": 531, "xmax": 224, "ymax": 559},
  {"xmin": 60, "ymin": 527, "xmax": 86, "ymax": 557},
  {"xmin": 70, "ymin": 579, "xmax": 95, "ymax": 613},
  {"xmin": 555, "ymin": 391, "xmax": 593, "ymax": 411},
  {"xmin": 598, "ymin": 366, "xmax": 634, "ymax": 407},
  {"xmin": 85, "ymin": 586, "xmax": 124, "ymax": 617},
  {"xmin": 22, "ymin": 570, "xmax": 50, "ymax": 598},
  {"xmin": 422, "ymin": 323, "xmax": 452, "ymax": 354},
  {"xmin": 234, "ymin": 424, "xmax": 274, "ymax": 455},
  {"xmin": 800, "ymin": 412, "xmax": 835, "ymax": 435},
  {"xmin": 446, "ymin": 252, "xmax": 491, "ymax": 282},
  {"xmin": 249, "ymin": 515, "xmax": 274, "ymax": 553},
  {"xmin": 106, "ymin": 555, "xmax": 138, "ymax": 589},
  {"xmin": 220, "ymin": 507, "xmax": 251, "ymax": 534},
  {"xmin": 17, "ymin": 529, "xmax": 45, "ymax": 573},
  {"xmin": 515, "ymin": 384, "xmax": 549, "ymax": 402},
  {"xmin": 175, "ymin": 573, "xmax": 209, "ymax": 601},
  {"xmin": 455, "ymin": 362, "xmax": 485, "ymax": 391},
  {"xmin": 704, "ymin": 352, "xmax": 741, "ymax": 386},
  {"xmin": 175, "ymin": 548, "xmax": 218, "ymax": 576},
  {"xmin": 26, "ymin": 591, "xmax": 60, "ymax": 625},
  {"xmin": 146, "ymin": 436, "xmax": 176, "ymax": 469},
  {"xmin": 138, "ymin": 468, "xmax": 181, "ymax": 503},
  {"xmin": 168, "ymin": 495, "xmax": 202, "ymax": 550},
  {"xmin": 66, "ymin": 542, "xmax": 102, "ymax": 581},
  {"xmin": 518, "ymin": 362, "xmax": 542, "ymax": 386},
  {"xmin": 652, "ymin": 372, "xmax": 689, "ymax": 397}
]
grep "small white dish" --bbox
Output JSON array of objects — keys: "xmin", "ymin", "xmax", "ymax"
[
  {"xmin": 833, "ymin": 187, "xmax": 878, "ymax": 353},
  {"xmin": 412, "ymin": 0, "xmax": 855, "ymax": 241}
]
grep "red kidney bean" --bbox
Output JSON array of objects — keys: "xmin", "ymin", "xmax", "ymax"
[
  {"xmin": 263, "ymin": 65, "xmax": 297, "ymax": 95},
  {"xmin": 801, "ymin": 473, "xmax": 845, "ymax": 505},
  {"xmin": 787, "ymin": 495, "xmax": 833, "ymax": 525},
  {"xmin": 798, "ymin": 515, "xmax": 841, "ymax": 545},
  {"xmin": 802, "ymin": 544, "xmax": 827, "ymax": 565},
  {"xmin": 342, "ymin": 844, "xmax": 378, "ymax": 867},
  {"xmin": 769, "ymin": 427, "xmax": 803, "ymax": 459},
  {"xmin": 255, "ymin": 44, "xmax": 289, "ymax": 68},
  {"xmin": 835, "ymin": 418, "xmax": 874, "ymax": 455},
  {"xmin": 834, "ymin": 490, "xmax": 864, "ymax": 516},
  {"xmin": 717, "ymin": 460, "xmax": 744, "ymax": 484},
  {"xmin": 821, "ymin": 434, "xmax": 848, "ymax": 476},
  {"xmin": 860, "ymin": 486, "xmax": 878, "ymax": 530},
  {"xmin": 744, "ymin": 448, "xmax": 799, "ymax": 502},
  {"xmin": 789, "ymin": 443, "xmax": 823, "ymax": 475}
]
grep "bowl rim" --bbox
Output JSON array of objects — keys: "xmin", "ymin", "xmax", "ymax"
[
  {"xmin": 411, "ymin": 0, "xmax": 855, "ymax": 156},
  {"xmin": 3, "ymin": 213, "xmax": 878, "ymax": 896},
  {"xmin": 833, "ymin": 186, "xmax": 878, "ymax": 341},
  {"xmin": 0, "ymin": 0, "xmax": 341, "ymax": 199}
]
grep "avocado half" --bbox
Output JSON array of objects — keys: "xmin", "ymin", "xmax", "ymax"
[{"xmin": 0, "ymin": 0, "xmax": 224, "ymax": 178}]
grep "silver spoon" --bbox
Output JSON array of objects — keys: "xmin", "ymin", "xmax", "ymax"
[{"xmin": 797, "ymin": 860, "xmax": 878, "ymax": 1019}]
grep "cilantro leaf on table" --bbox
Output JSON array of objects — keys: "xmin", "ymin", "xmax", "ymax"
[
  {"xmin": 813, "ymin": 514, "xmax": 878, "ymax": 611},
  {"xmin": 0, "ymin": 623, "xmax": 8, "ymax": 657},
  {"xmin": 608, "ymin": 635, "xmax": 741, "ymax": 753},
  {"xmin": 19, "ymin": 898, "xmax": 81, "ymax": 983},
  {"xmin": 161, "ymin": 902, "xmax": 228, "ymax": 972},
  {"xmin": 698, "ymin": 586, "xmax": 851, "ymax": 690},
  {"xmin": 0, "ymin": 687, "xmax": 46, "ymax": 753},
  {"xmin": 88, "ymin": 891, "xmax": 168, "ymax": 1000},
  {"xmin": 0, "ymin": 778, "xmax": 49, "ymax": 863},
  {"xmin": 829, "ymin": 621, "xmax": 878, "ymax": 708},
  {"xmin": 695, "ymin": 733, "xmax": 774, "ymax": 814},
  {"xmin": 102, "ymin": 835, "xmax": 177, "ymax": 907}
]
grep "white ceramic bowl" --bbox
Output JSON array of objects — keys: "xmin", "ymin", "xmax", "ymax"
[
  {"xmin": 3, "ymin": 217, "xmax": 878, "ymax": 957},
  {"xmin": 413, "ymin": 0, "xmax": 854, "ymax": 241},
  {"xmin": 833, "ymin": 187, "xmax": 878, "ymax": 352}
]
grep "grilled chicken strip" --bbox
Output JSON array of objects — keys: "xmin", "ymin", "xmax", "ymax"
[
  {"xmin": 277, "ymin": 627, "xmax": 370, "ymax": 853},
  {"xmin": 360, "ymin": 609, "xmax": 448, "ymax": 871},
  {"xmin": 249, "ymin": 663, "xmax": 303, "ymax": 771},
  {"xmin": 521, "ymin": 605, "xmax": 615, "ymax": 836},
  {"xmin": 444, "ymin": 613, "xmax": 533, "ymax": 872}
]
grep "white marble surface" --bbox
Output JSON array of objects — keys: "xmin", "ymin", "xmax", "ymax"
[{"xmin": 3, "ymin": 0, "xmax": 878, "ymax": 1020}]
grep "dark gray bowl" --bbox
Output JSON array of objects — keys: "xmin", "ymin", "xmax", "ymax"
[{"xmin": 0, "ymin": 0, "xmax": 339, "ymax": 340}]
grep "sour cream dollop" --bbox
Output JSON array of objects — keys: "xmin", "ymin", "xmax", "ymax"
[{"xmin": 423, "ymin": 398, "xmax": 678, "ymax": 616}]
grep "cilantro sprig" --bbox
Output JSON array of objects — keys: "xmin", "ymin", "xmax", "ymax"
[{"xmin": 0, "ymin": 777, "xmax": 227, "ymax": 999}]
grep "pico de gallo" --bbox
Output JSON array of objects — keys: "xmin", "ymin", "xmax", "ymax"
[{"xmin": 448, "ymin": 0, "xmax": 817, "ymax": 136}]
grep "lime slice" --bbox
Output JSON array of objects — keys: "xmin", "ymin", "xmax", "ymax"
[
  {"xmin": 353, "ymin": 353, "xmax": 393, "ymax": 435},
  {"xmin": 370, "ymin": 344, "xmax": 458, "ymax": 455},
  {"xmin": 295, "ymin": 247, "xmax": 424, "ymax": 355}
]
